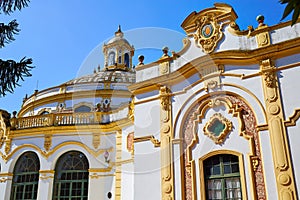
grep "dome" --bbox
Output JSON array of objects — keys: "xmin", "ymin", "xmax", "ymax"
[
  {"xmin": 64, "ymin": 70, "xmax": 135, "ymax": 85},
  {"xmin": 18, "ymin": 26, "xmax": 136, "ymax": 119},
  {"xmin": 107, "ymin": 36, "xmax": 130, "ymax": 46},
  {"xmin": 18, "ymin": 68, "xmax": 135, "ymax": 117},
  {"xmin": 105, "ymin": 25, "xmax": 132, "ymax": 47}
]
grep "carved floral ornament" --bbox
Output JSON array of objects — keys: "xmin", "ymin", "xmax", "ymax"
[{"xmin": 194, "ymin": 14, "xmax": 223, "ymax": 53}]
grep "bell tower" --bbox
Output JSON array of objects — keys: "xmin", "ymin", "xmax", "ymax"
[{"xmin": 102, "ymin": 25, "xmax": 135, "ymax": 71}]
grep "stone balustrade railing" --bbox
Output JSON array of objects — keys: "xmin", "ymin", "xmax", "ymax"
[{"xmin": 10, "ymin": 110, "xmax": 128, "ymax": 130}]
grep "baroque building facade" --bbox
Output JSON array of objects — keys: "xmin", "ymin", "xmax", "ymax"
[{"xmin": 0, "ymin": 3, "xmax": 300, "ymax": 200}]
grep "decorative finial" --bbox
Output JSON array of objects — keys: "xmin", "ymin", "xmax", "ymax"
[
  {"xmin": 256, "ymin": 15, "xmax": 265, "ymax": 27},
  {"xmin": 98, "ymin": 64, "xmax": 101, "ymax": 72},
  {"xmin": 162, "ymin": 46, "xmax": 169, "ymax": 57},
  {"xmin": 137, "ymin": 55, "xmax": 144, "ymax": 65},
  {"xmin": 93, "ymin": 68, "xmax": 96, "ymax": 73},
  {"xmin": 115, "ymin": 25, "xmax": 124, "ymax": 37}
]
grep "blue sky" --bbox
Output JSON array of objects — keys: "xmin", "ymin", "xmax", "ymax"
[{"xmin": 0, "ymin": 0, "xmax": 290, "ymax": 113}]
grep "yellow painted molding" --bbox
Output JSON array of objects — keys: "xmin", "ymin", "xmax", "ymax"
[
  {"xmin": 0, "ymin": 141, "xmax": 114, "ymax": 163},
  {"xmin": 89, "ymin": 173, "xmax": 115, "ymax": 179},
  {"xmin": 129, "ymin": 39, "xmax": 300, "ymax": 95},
  {"xmin": 284, "ymin": 108, "xmax": 300, "ymax": 127},
  {"xmin": 172, "ymin": 138, "xmax": 183, "ymax": 145},
  {"xmin": 256, "ymin": 123, "xmax": 269, "ymax": 131},
  {"xmin": 0, "ymin": 177, "xmax": 12, "ymax": 183},
  {"xmin": 88, "ymin": 166, "xmax": 114, "ymax": 173},
  {"xmin": 115, "ymin": 158, "xmax": 134, "ymax": 166},
  {"xmin": 39, "ymin": 170, "xmax": 55, "ymax": 174},
  {"xmin": 0, "ymin": 173, "xmax": 13, "ymax": 177},
  {"xmin": 115, "ymin": 130, "xmax": 123, "ymax": 200},
  {"xmin": 39, "ymin": 175, "xmax": 54, "ymax": 180},
  {"xmin": 0, "ymin": 173, "xmax": 13, "ymax": 183},
  {"xmin": 133, "ymin": 135, "xmax": 161, "ymax": 147}
]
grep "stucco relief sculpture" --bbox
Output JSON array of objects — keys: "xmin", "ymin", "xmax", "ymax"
[{"xmin": 194, "ymin": 14, "xmax": 223, "ymax": 53}]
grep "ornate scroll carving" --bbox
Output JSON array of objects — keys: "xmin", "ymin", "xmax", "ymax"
[
  {"xmin": 44, "ymin": 135, "xmax": 52, "ymax": 152},
  {"xmin": 160, "ymin": 86, "xmax": 171, "ymax": 111},
  {"xmin": 0, "ymin": 110, "xmax": 10, "ymax": 148},
  {"xmin": 93, "ymin": 133, "xmax": 100, "ymax": 149},
  {"xmin": 159, "ymin": 61, "xmax": 170, "ymax": 75},
  {"xmin": 256, "ymin": 31, "xmax": 270, "ymax": 47},
  {"xmin": 181, "ymin": 4, "xmax": 237, "ymax": 54},
  {"xmin": 194, "ymin": 14, "xmax": 223, "ymax": 53},
  {"xmin": 4, "ymin": 139, "xmax": 11, "ymax": 155},
  {"xmin": 128, "ymin": 98, "xmax": 135, "ymax": 122}
]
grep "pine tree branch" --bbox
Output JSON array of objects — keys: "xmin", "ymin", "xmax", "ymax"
[
  {"xmin": 280, "ymin": 0, "xmax": 300, "ymax": 26},
  {"xmin": 0, "ymin": 57, "xmax": 34, "ymax": 96},
  {"xmin": 0, "ymin": 0, "xmax": 30, "ymax": 14},
  {"xmin": 0, "ymin": 19, "xmax": 19, "ymax": 48}
]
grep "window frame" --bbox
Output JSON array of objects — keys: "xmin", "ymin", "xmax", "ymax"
[
  {"xmin": 199, "ymin": 151, "xmax": 247, "ymax": 200},
  {"xmin": 52, "ymin": 151, "xmax": 89, "ymax": 200},
  {"xmin": 10, "ymin": 151, "xmax": 40, "ymax": 200}
]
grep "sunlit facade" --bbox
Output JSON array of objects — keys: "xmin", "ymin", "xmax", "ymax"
[{"xmin": 1, "ymin": 3, "xmax": 300, "ymax": 200}]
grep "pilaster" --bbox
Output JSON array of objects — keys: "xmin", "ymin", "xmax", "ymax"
[
  {"xmin": 260, "ymin": 59, "xmax": 297, "ymax": 199},
  {"xmin": 159, "ymin": 86, "xmax": 175, "ymax": 200},
  {"xmin": 38, "ymin": 170, "xmax": 54, "ymax": 200},
  {"xmin": 115, "ymin": 130, "xmax": 122, "ymax": 200}
]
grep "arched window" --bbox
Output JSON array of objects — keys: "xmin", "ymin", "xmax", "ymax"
[
  {"xmin": 108, "ymin": 52, "xmax": 115, "ymax": 66},
  {"xmin": 204, "ymin": 154, "xmax": 242, "ymax": 200},
  {"xmin": 124, "ymin": 53, "xmax": 130, "ymax": 67},
  {"xmin": 74, "ymin": 105, "xmax": 91, "ymax": 113},
  {"xmin": 40, "ymin": 111, "xmax": 49, "ymax": 115},
  {"xmin": 10, "ymin": 152, "xmax": 40, "ymax": 200},
  {"xmin": 52, "ymin": 151, "xmax": 89, "ymax": 200}
]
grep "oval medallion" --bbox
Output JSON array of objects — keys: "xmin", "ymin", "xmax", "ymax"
[{"xmin": 202, "ymin": 23, "xmax": 214, "ymax": 38}]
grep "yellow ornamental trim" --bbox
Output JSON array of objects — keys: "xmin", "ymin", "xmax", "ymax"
[{"xmin": 203, "ymin": 113, "xmax": 233, "ymax": 144}]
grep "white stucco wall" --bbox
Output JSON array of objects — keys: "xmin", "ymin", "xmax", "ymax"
[
  {"xmin": 133, "ymin": 142, "xmax": 161, "ymax": 200},
  {"xmin": 286, "ymin": 125, "xmax": 300, "ymax": 195}
]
